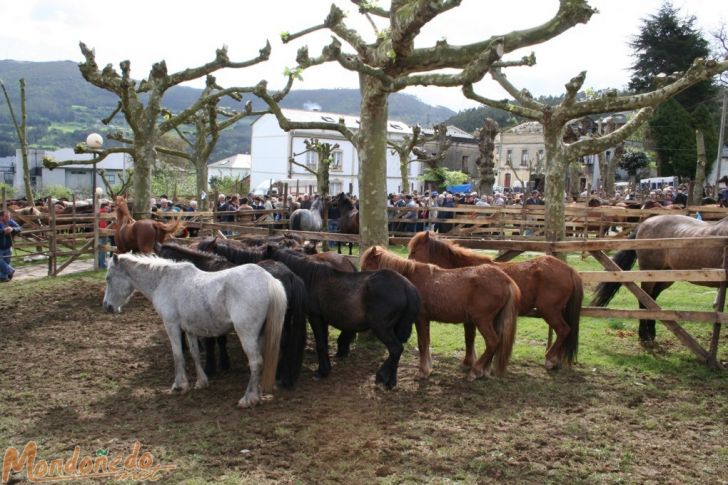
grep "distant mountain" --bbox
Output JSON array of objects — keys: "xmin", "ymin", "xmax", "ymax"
[{"xmin": 0, "ymin": 60, "xmax": 455, "ymax": 159}]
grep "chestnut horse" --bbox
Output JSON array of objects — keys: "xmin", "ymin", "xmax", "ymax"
[
  {"xmin": 407, "ymin": 231, "xmax": 583, "ymax": 369},
  {"xmin": 114, "ymin": 196, "xmax": 183, "ymax": 253},
  {"xmin": 360, "ymin": 246, "xmax": 520, "ymax": 379}
]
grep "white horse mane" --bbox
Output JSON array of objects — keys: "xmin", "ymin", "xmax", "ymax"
[{"xmin": 116, "ymin": 253, "xmax": 194, "ymax": 272}]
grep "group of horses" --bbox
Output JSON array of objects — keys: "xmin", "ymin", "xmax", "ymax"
[
  {"xmin": 101, "ymin": 188, "xmax": 728, "ymax": 408},
  {"xmin": 288, "ymin": 193, "xmax": 359, "ymax": 254}
]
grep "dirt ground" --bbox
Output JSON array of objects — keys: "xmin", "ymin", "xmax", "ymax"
[{"xmin": 1, "ymin": 277, "xmax": 727, "ymax": 484}]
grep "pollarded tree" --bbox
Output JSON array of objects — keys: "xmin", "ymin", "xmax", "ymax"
[
  {"xmin": 387, "ymin": 125, "xmax": 439, "ymax": 193},
  {"xmin": 0, "ymin": 79, "xmax": 34, "ymax": 206},
  {"xmin": 264, "ymin": 0, "xmax": 598, "ymax": 249},
  {"xmin": 474, "ymin": 118, "xmax": 500, "ymax": 196},
  {"xmin": 44, "ymin": 42, "xmax": 273, "ymax": 218},
  {"xmin": 464, "ymin": 56, "xmax": 728, "ymax": 241}
]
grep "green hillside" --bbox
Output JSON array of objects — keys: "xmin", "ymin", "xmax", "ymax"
[{"xmin": 0, "ymin": 60, "xmax": 455, "ymax": 160}]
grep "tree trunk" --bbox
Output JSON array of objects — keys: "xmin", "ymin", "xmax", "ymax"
[
  {"xmin": 132, "ymin": 141, "xmax": 155, "ymax": 219},
  {"xmin": 605, "ymin": 143, "xmax": 623, "ymax": 197},
  {"xmin": 476, "ymin": 118, "xmax": 499, "ymax": 196},
  {"xmin": 195, "ymin": 158, "xmax": 209, "ymax": 211},
  {"xmin": 692, "ymin": 129, "xmax": 707, "ymax": 206},
  {"xmin": 543, "ymin": 128, "xmax": 567, "ymax": 242},
  {"xmin": 399, "ymin": 153, "xmax": 410, "ymax": 194},
  {"xmin": 357, "ymin": 76, "xmax": 390, "ymax": 250}
]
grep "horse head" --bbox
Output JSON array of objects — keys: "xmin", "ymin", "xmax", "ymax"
[{"xmin": 102, "ymin": 254, "xmax": 135, "ymax": 314}]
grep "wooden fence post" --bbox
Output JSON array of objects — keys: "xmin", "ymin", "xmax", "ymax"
[
  {"xmin": 93, "ymin": 192, "xmax": 100, "ymax": 272},
  {"xmin": 710, "ymin": 247, "xmax": 728, "ymax": 370},
  {"xmin": 48, "ymin": 196, "xmax": 56, "ymax": 277}
]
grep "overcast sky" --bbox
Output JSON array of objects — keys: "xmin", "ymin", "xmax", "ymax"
[{"xmin": 0, "ymin": 0, "xmax": 725, "ymax": 113}]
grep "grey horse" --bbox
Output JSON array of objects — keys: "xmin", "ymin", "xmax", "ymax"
[
  {"xmin": 290, "ymin": 196, "xmax": 323, "ymax": 231},
  {"xmin": 102, "ymin": 253, "xmax": 287, "ymax": 408}
]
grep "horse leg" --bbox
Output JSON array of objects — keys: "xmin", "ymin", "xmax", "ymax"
[
  {"xmin": 462, "ymin": 321, "xmax": 477, "ymax": 370},
  {"xmin": 236, "ymin": 330, "xmax": 264, "ymax": 408},
  {"xmin": 468, "ymin": 318, "xmax": 499, "ymax": 381},
  {"xmin": 638, "ymin": 282, "xmax": 672, "ymax": 346},
  {"xmin": 309, "ymin": 316, "xmax": 332, "ymax": 379},
  {"xmin": 540, "ymin": 310, "xmax": 571, "ymax": 370},
  {"xmin": 337, "ymin": 241, "xmax": 342, "ymax": 254},
  {"xmin": 203, "ymin": 337, "xmax": 217, "ymax": 376},
  {"xmin": 164, "ymin": 322, "xmax": 189, "ymax": 393},
  {"xmin": 185, "ymin": 333, "xmax": 209, "ymax": 389},
  {"xmin": 348, "ymin": 242, "xmax": 354, "ymax": 256},
  {"xmin": 335, "ymin": 331, "xmax": 355, "ymax": 359},
  {"xmin": 415, "ymin": 317, "xmax": 433, "ymax": 379},
  {"xmin": 370, "ymin": 325, "xmax": 404, "ymax": 390},
  {"xmin": 217, "ymin": 335, "xmax": 230, "ymax": 371}
]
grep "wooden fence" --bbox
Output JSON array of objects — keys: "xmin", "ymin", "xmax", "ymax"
[{"xmin": 3, "ymin": 199, "xmax": 725, "ymax": 369}]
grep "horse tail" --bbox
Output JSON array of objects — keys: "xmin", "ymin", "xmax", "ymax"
[
  {"xmin": 290, "ymin": 212, "xmax": 302, "ymax": 231},
  {"xmin": 591, "ymin": 231, "xmax": 638, "ymax": 307},
  {"xmin": 261, "ymin": 277, "xmax": 287, "ymax": 394},
  {"xmin": 563, "ymin": 269, "xmax": 584, "ymax": 365},
  {"xmin": 396, "ymin": 282, "xmax": 421, "ymax": 344},
  {"xmin": 277, "ymin": 275, "xmax": 307, "ymax": 389},
  {"xmin": 155, "ymin": 218, "xmax": 184, "ymax": 242},
  {"xmin": 493, "ymin": 279, "xmax": 521, "ymax": 377}
]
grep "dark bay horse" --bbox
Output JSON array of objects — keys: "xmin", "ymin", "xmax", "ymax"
[
  {"xmin": 200, "ymin": 242, "xmax": 420, "ymax": 389},
  {"xmin": 408, "ymin": 231, "xmax": 583, "ymax": 369},
  {"xmin": 360, "ymin": 246, "xmax": 521, "ymax": 379},
  {"xmin": 158, "ymin": 242, "xmax": 308, "ymax": 389},
  {"xmin": 267, "ymin": 246, "xmax": 420, "ymax": 389},
  {"xmin": 114, "ymin": 196, "xmax": 182, "ymax": 254},
  {"xmin": 335, "ymin": 192, "xmax": 359, "ymax": 255},
  {"xmin": 592, "ymin": 214, "xmax": 728, "ymax": 345}
]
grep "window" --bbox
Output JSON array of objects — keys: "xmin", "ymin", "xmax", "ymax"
[
  {"xmin": 506, "ymin": 149, "xmax": 512, "ymax": 164},
  {"xmin": 330, "ymin": 150, "xmax": 343, "ymax": 171},
  {"xmin": 321, "ymin": 116, "xmax": 336, "ymax": 122},
  {"xmin": 330, "ymin": 181, "xmax": 343, "ymax": 194},
  {"xmin": 461, "ymin": 155, "xmax": 469, "ymax": 173},
  {"xmin": 390, "ymin": 123, "xmax": 404, "ymax": 131},
  {"xmin": 106, "ymin": 173, "xmax": 116, "ymax": 184},
  {"xmin": 306, "ymin": 150, "xmax": 318, "ymax": 169},
  {"xmin": 537, "ymin": 150, "xmax": 544, "ymax": 163},
  {"xmin": 520, "ymin": 150, "xmax": 529, "ymax": 167},
  {"xmin": 3, "ymin": 172, "xmax": 12, "ymax": 184}
]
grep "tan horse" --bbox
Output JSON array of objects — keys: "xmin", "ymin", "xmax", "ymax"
[
  {"xmin": 408, "ymin": 231, "xmax": 583, "ymax": 369},
  {"xmin": 360, "ymin": 246, "xmax": 520, "ymax": 380}
]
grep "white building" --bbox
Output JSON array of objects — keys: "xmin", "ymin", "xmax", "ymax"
[
  {"xmin": 208, "ymin": 153, "xmax": 251, "ymax": 181},
  {"xmin": 0, "ymin": 148, "xmax": 131, "ymax": 197},
  {"xmin": 250, "ymin": 108, "xmax": 424, "ymax": 196}
]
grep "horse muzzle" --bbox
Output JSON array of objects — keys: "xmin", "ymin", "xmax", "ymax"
[{"xmin": 103, "ymin": 302, "xmax": 120, "ymax": 314}]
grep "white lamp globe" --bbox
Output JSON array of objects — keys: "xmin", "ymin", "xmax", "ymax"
[
  {"xmin": 95, "ymin": 187, "xmax": 103, "ymax": 196},
  {"xmin": 86, "ymin": 133, "xmax": 103, "ymax": 149}
]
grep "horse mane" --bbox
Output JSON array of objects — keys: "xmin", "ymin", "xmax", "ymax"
[
  {"xmin": 270, "ymin": 247, "xmax": 335, "ymax": 286},
  {"xmin": 159, "ymin": 242, "xmax": 231, "ymax": 267},
  {"xmin": 117, "ymin": 253, "xmax": 192, "ymax": 271},
  {"xmin": 207, "ymin": 241, "xmax": 266, "ymax": 265},
  {"xmin": 336, "ymin": 192, "xmax": 355, "ymax": 210},
  {"xmin": 360, "ymin": 246, "xmax": 418, "ymax": 276},
  {"xmin": 409, "ymin": 231, "xmax": 493, "ymax": 264}
]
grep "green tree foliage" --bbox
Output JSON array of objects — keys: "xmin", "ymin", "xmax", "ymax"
[
  {"xmin": 420, "ymin": 167, "xmax": 468, "ymax": 190},
  {"xmin": 619, "ymin": 150, "xmax": 649, "ymax": 178},
  {"xmin": 649, "ymin": 99, "xmax": 696, "ymax": 178},
  {"xmin": 629, "ymin": 2, "xmax": 715, "ymax": 110},
  {"xmin": 209, "ymin": 175, "xmax": 247, "ymax": 196},
  {"xmin": 446, "ymin": 106, "xmax": 519, "ymax": 133}
]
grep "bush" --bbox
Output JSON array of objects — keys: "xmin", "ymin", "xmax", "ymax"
[
  {"xmin": 36, "ymin": 184, "xmax": 73, "ymax": 200},
  {"xmin": 0, "ymin": 183, "xmax": 15, "ymax": 199}
]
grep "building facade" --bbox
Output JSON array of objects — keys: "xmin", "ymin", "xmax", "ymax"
[{"xmin": 250, "ymin": 109, "xmax": 424, "ymax": 196}]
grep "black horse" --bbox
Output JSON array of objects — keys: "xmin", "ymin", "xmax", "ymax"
[
  {"xmin": 157, "ymin": 242, "xmax": 307, "ymax": 388},
  {"xmin": 334, "ymin": 192, "xmax": 359, "ymax": 256},
  {"xmin": 198, "ymin": 241, "xmax": 421, "ymax": 389}
]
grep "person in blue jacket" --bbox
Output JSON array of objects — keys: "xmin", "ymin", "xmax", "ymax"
[{"xmin": 0, "ymin": 210, "xmax": 22, "ymax": 282}]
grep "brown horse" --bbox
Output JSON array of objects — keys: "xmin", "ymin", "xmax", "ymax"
[
  {"xmin": 114, "ymin": 196, "xmax": 183, "ymax": 254},
  {"xmin": 592, "ymin": 214, "xmax": 727, "ymax": 345},
  {"xmin": 360, "ymin": 246, "xmax": 520, "ymax": 379},
  {"xmin": 408, "ymin": 231, "xmax": 583, "ymax": 369}
]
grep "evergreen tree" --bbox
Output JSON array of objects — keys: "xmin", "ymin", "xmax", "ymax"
[
  {"xmin": 629, "ymin": 1, "xmax": 715, "ymax": 110},
  {"xmin": 648, "ymin": 98, "xmax": 695, "ymax": 178},
  {"xmin": 691, "ymin": 104, "xmax": 718, "ymax": 174}
]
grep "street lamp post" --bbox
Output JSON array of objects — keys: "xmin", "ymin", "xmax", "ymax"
[{"xmin": 86, "ymin": 133, "xmax": 103, "ymax": 271}]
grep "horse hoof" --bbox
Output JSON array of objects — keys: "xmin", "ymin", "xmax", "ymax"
[
  {"xmin": 640, "ymin": 339, "xmax": 655, "ymax": 349},
  {"xmin": 171, "ymin": 382, "xmax": 189, "ymax": 394},
  {"xmin": 544, "ymin": 359, "xmax": 559, "ymax": 371},
  {"xmin": 460, "ymin": 360, "xmax": 474, "ymax": 371},
  {"xmin": 194, "ymin": 379, "xmax": 209, "ymax": 390},
  {"xmin": 237, "ymin": 395, "xmax": 260, "ymax": 408},
  {"xmin": 467, "ymin": 368, "xmax": 485, "ymax": 381}
]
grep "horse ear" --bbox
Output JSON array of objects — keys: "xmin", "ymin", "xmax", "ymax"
[{"xmin": 424, "ymin": 231, "xmax": 430, "ymax": 241}]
